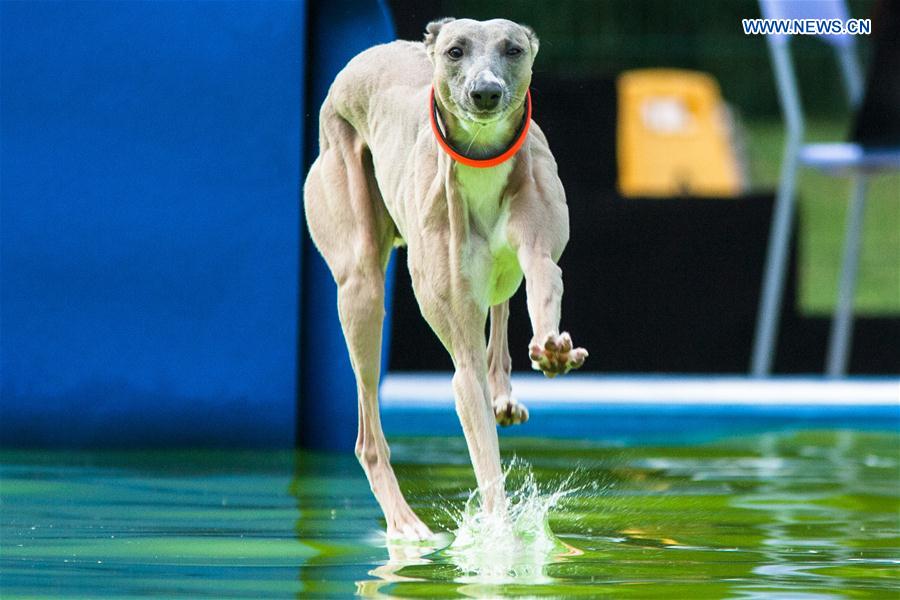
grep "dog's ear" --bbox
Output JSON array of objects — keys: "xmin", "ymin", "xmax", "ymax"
[
  {"xmin": 521, "ymin": 23, "xmax": 540, "ymax": 60},
  {"xmin": 424, "ymin": 17, "xmax": 455, "ymax": 62}
]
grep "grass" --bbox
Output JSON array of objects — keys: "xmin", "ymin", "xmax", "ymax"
[{"xmin": 743, "ymin": 117, "xmax": 900, "ymax": 316}]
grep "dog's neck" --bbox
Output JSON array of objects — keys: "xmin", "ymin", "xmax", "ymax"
[{"xmin": 435, "ymin": 98, "xmax": 527, "ymax": 160}]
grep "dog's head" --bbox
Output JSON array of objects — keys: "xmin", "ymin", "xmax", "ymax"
[{"xmin": 424, "ymin": 18, "xmax": 539, "ymax": 124}]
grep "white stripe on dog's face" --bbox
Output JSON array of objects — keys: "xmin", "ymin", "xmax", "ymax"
[
  {"xmin": 428, "ymin": 18, "xmax": 537, "ymax": 124},
  {"xmin": 474, "ymin": 70, "xmax": 505, "ymax": 90}
]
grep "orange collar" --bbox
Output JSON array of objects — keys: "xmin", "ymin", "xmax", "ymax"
[{"xmin": 429, "ymin": 86, "xmax": 531, "ymax": 168}]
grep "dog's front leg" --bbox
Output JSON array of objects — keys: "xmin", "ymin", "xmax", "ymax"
[
  {"xmin": 518, "ymin": 249, "xmax": 588, "ymax": 376},
  {"xmin": 510, "ymin": 178, "xmax": 588, "ymax": 378},
  {"xmin": 409, "ymin": 244, "xmax": 506, "ymax": 515},
  {"xmin": 452, "ymin": 338, "xmax": 506, "ymax": 514}
]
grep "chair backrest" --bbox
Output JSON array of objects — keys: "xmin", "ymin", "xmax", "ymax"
[
  {"xmin": 757, "ymin": 0, "xmax": 864, "ymax": 111},
  {"xmin": 758, "ymin": 0, "xmax": 854, "ymax": 47}
]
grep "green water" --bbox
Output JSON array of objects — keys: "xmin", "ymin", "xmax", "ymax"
[{"xmin": 2, "ymin": 430, "xmax": 898, "ymax": 598}]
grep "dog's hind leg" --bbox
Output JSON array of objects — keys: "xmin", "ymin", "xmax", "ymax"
[
  {"xmin": 304, "ymin": 106, "xmax": 431, "ymax": 541},
  {"xmin": 488, "ymin": 301, "xmax": 528, "ymax": 426}
]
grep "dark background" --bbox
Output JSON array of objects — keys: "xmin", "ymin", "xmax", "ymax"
[
  {"xmin": 1, "ymin": 0, "xmax": 895, "ymax": 451},
  {"xmin": 385, "ymin": 0, "xmax": 899, "ymax": 374}
]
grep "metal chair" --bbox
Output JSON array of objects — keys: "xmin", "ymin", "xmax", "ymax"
[{"xmin": 752, "ymin": 0, "xmax": 900, "ymax": 377}]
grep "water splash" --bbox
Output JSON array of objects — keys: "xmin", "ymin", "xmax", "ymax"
[{"xmin": 442, "ymin": 458, "xmax": 580, "ymax": 584}]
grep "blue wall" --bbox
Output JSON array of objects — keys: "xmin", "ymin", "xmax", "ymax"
[
  {"xmin": 298, "ymin": 0, "xmax": 396, "ymax": 451},
  {"xmin": 1, "ymin": 1, "xmax": 305, "ymax": 447}
]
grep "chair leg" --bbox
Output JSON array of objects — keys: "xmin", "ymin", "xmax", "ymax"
[
  {"xmin": 826, "ymin": 176, "xmax": 867, "ymax": 377},
  {"xmin": 752, "ymin": 163, "xmax": 799, "ymax": 377}
]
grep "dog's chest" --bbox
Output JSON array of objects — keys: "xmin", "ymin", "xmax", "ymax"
[
  {"xmin": 454, "ymin": 162, "xmax": 523, "ymax": 306},
  {"xmin": 455, "ymin": 162, "xmax": 514, "ymax": 245}
]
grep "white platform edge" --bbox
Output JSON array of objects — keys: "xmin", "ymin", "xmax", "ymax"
[{"xmin": 381, "ymin": 373, "xmax": 900, "ymax": 408}]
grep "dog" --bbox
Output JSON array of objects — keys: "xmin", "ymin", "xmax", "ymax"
[{"xmin": 303, "ymin": 18, "xmax": 587, "ymax": 540}]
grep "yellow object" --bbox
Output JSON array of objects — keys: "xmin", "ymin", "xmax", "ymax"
[{"xmin": 617, "ymin": 69, "xmax": 743, "ymax": 198}]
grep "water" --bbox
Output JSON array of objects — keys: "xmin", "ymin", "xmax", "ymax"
[{"xmin": 1, "ymin": 430, "xmax": 898, "ymax": 598}]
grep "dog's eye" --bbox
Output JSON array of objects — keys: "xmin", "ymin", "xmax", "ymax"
[
  {"xmin": 447, "ymin": 47, "xmax": 464, "ymax": 60},
  {"xmin": 506, "ymin": 47, "xmax": 523, "ymax": 57}
]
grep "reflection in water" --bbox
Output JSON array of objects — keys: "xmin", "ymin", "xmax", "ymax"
[
  {"xmin": 733, "ymin": 431, "xmax": 878, "ymax": 598},
  {"xmin": 357, "ymin": 459, "xmax": 581, "ymax": 597},
  {"xmin": 357, "ymin": 459, "xmax": 582, "ymax": 595},
  {"xmin": 442, "ymin": 460, "xmax": 579, "ymax": 584},
  {"xmin": 2, "ymin": 430, "xmax": 894, "ymax": 598},
  {"xmin": 347, "ymin": 431, "xmax": 898, "ymax": 598},
  {"xmin": 355, "ymin": 535, "xmax": 449, "ymax": 597}
]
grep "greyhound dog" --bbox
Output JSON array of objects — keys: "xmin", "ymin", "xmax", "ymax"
[{"xmin": 303, "ymin": 18, "xmax": 587, "ymax": 540}]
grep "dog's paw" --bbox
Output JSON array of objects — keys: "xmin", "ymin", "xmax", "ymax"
[
  {"xmin": 493, "ymin": 394, "xmax": 529, "ymax": 427},
  {"xmin": 529, "ymin": 332, "xmax": 588, "ymax": 377},
  {"xmin": 386, "ymin": 506, "xmax": 433, "ymax": 542}
]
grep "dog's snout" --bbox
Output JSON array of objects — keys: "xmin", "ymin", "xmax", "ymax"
[{"xmin": 469, "ymin": 82, "xmax": 502, "ymax": 111}]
